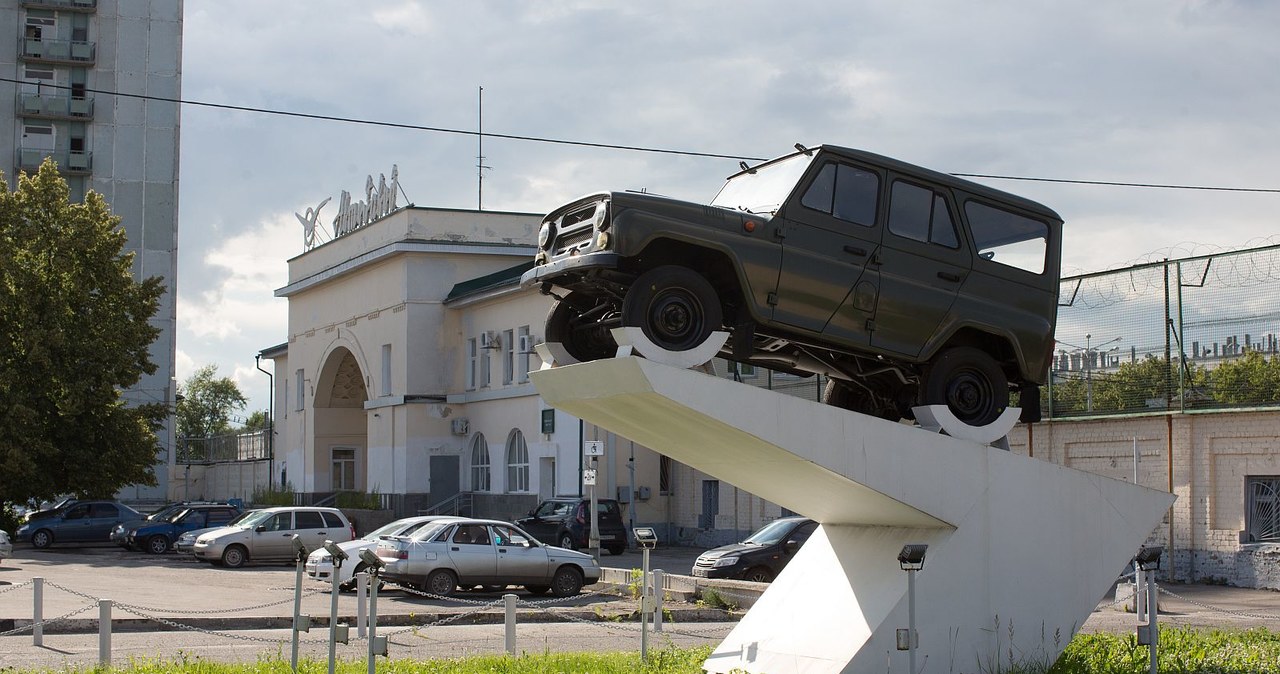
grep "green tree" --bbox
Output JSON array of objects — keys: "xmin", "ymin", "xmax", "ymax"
[
  {"xmin": 176, "ymin": 365, "xmax": 247, "ymax": 439},
  {"xmin": 241, "ymin": 409, "xmax": 270, "ymax": 431},
  {"xmin": 1210, "ymin": 351, "xmax": 1280, "ymax": 406},
  {"xmin": 0, "ymin": 160, "xmax": 166, "ymax": 503}
]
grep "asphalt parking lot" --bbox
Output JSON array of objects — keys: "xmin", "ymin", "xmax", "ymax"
[{"xmin": 2, "ymin": 544, "xmax": 1279, "ymax": 670}]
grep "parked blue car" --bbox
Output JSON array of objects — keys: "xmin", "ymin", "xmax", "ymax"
[
  {"xmin": 127, "ymin": 504, "xmax": 243, "ymax": 554},
  {"xmin": 16, "ymin": 500, "xmax": 143, "ymax": 549}
]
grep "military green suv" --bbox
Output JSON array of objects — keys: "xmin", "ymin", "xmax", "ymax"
[{"xmin": 520, "ymin": 145, "xmax": 1062, "ymax": 428}]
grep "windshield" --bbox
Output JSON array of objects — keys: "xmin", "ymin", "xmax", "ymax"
[
  {"xmin": 364, "ymin": 518, "xmax": 424, "ymax": 540},
  {"xmin": 407, "ymin": 521, "xmax": 453, "ymax": 541},
  {"xmin": 235, "ymin": 510, "xmax": 274, "ymax": 528},
  {"xmin": 743, "ymin": 519, "xmax": 798, "ymax": 546},
  {"xmin": 711, "ymin": 152, "xmax": 814, "ymax": 215}
]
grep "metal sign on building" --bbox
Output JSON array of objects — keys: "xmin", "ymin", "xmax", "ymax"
[{"xmin": 296, "ymin": 165, "xmax": 401, "ymax": 251}]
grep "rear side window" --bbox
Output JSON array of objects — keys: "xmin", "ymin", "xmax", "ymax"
[
  {"xmin": 295, "ymin": 511, "xmax": 324, "ymax": 530},
  {"xmin": 965, "ymin": 202, "xmax": 1049, "ymax": 274},
  {"xmin": 319, "ymin": 511, "xmax": 345, "ymax": 529},
  {"xmin": 888, "ymin": 181, "xmax": 959, "ymax": 249},
  {"xmin": 91, "ymin": 504, "xmax": 119, "ymax": 518},
  {"xmin": 207, "ymin": 509, "xmax": 237, "ymax": 526},
  {"xmin": 800, "ymin": 162, "xmax": 879, "ymax": 227}
]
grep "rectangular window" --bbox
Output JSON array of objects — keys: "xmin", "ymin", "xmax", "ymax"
[
  {"xmin": 294, "ymin": 369, "xmax": 304, "ymax": 411},
  {"xmin": 480, "ymin": 348, "xmax": 491, "ymax": 388},
  {"xmin": 380, "ymin": 344, "xmax": 392, "ymax": 396},
  {"xmin": 888, "ymin": 180, "xmax": 959, "ymax": 248},
  {"xmin": 517, "ymin": 325, "xmax": 532, "ymax": 382},
  {"xmin": 332, "ymin": 448, "xmax": 356, "ymax": 491},
  {"xmin": 1247, "ymin": 476, "xmax": 1279, "ymax": 542},
  {"xmin": 466, "ymin": 338, "xmax": 477, "ymax": 390},
  {"xmin": 502, "ymin": 329, "xmax": 515, "ymax": 384},
  {"xmin": 659, "ymin": 455, "xmax": 672, "ymax": 494},
  {"xmin": 965, "ymin": 201, "xmax": 1049, "ymax": 274},
  {"xmin": 800, "ymin": 161, "xmax": 879, "ymax": 227}
]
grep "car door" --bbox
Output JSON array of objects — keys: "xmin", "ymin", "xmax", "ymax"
[
  {"xmin": 519, "ymin": 501, "xmax": 569, "ymax": 544},
  {"xmin": 251, "ymin": 511, "xmax": 295, "ymax": 560},
  {"xmin": 772, "ymin": 158, "xmax": 883, "ymax": 344},
  {"xmin": 492, "ymin": 524, "xmax": 548, "ymax": 584},
  {"xmin": 294, "ymin": 510, "xmax": 334, "ymax": 555},
  {"xmin": 444, "ymin": 523, "xmax": 498, "ymax": 583},
  {"xmin": 56, "ymin": 503, "xmax": 94, "ymax": 542},
  {"xmin": 870, "ymin": 178, "xmax": 972, "ymax": 357}
]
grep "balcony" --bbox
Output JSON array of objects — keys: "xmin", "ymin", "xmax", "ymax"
[
  {"xmin": 20, "ymin": 38, "xmax": 96, "ymax": 65},
  {"xmin": 16, "ymin": 93, "xmax": 94, "ymax": 121},
  {"xmin": 21, "ymin": 0, "xmax": 97, "ymax": 11},
  {"xmin": 17, "ymin": 147, "xmax": 92, "ymax": 175}
]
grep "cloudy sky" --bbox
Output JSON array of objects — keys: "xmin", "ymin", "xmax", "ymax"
[{"xmin": 175, "ymin": 1, "xmax": 1280, "ymax": 419}]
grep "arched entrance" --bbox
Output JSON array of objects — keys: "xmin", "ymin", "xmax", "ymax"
[{"xmin": 313, "ymin": 347, "xmax": 369, "ymax": 494}]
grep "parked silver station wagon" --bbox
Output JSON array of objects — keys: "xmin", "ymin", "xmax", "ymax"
[
  {"xmin": 193, "ymin": 506, "xmax": 355, "ymax": 568},
  {"xmin": 376, "ymin": 518, "xmax": 601, "ymax": 598}
]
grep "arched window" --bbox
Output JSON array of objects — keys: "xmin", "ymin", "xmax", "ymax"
[
  {"xmin": 506, "ymin": 429, "xmax": 529, "ymax": 493},
  {"xmin": 470, "ymin": 433, "xmax": 490, "ymax": 492}
]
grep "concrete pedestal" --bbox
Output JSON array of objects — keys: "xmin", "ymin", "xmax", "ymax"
[{"xmin": 530, "ymin": 356, "xmax": 1174, "ymax": 673}]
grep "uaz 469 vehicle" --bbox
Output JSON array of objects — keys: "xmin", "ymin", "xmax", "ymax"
[{"xmin": 521, "ymin": 144, "xmax": 1063, "ymax": 427}]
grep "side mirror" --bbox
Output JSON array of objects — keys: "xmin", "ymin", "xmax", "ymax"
[
  {"xmin": 784, "ymin": 540, "xmax": 799, "ymax": 553},
  {"xmin": 255, "ymin": 525, "xmax": 267, "ymax": 533}
]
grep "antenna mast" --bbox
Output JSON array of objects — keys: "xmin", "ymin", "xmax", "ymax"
[{"xmin": 477, "ymin": 86, "xmax": 490, "ymax": 210}]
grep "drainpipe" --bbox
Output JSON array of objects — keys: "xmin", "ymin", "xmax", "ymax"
[{"xmin": 255, "ymin": 354, "xmax": 274, "ymax": 491}]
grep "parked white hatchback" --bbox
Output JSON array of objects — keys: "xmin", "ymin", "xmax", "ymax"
[
  {"xmin": 0, "ymin": 529, "xmax": 12, "ymax": 564},
  {"xmin": 194, "ymin": 506, "xmax": 354, "ymax": 568},
  {"xmin": 306, "ymin": 515, "xmax": 458, "ymax": 590}
]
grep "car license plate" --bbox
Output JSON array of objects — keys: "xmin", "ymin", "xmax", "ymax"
[
  {"xmin": 692, "ymin": 567, "xmax": 708, "ymax": 577},
  {"xmin": 598, "ymin": 534, "xmax": 614, "ymax": 541}
]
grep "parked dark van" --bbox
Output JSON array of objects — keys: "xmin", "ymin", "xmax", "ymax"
[{"xmin": 515, "ymin": 498, "xmax": 628, "ymax": 555}]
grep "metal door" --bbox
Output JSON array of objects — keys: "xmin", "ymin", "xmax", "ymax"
[
  {"xmin": 492, "ymin": 524, "xmax": 546, "ymax": 584},
  {"xmin": 699, "ymin": 480, "xmax": 720, "ymax": 530},
  {"xmin": 429, "ymin": 455, "xmax": 460, "ymax": 503}
]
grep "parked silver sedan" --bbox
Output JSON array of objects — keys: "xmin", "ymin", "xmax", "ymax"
[{"xmin": 376, "ymin": 518, "xmax": 601, "ymax": 598}]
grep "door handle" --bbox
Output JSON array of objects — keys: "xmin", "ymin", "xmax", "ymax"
[
  {"xmin": 843, "ymin": 245, "xmax": 867, "ymax": 257},
  {"xmin": 937, "ymin": 271, "xmax": 963, "ymax": 283}
]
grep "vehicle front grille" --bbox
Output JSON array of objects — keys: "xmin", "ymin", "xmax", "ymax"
[{"xmin": 551, "ymin": 226, "xmax": 594, "ymax": 256}]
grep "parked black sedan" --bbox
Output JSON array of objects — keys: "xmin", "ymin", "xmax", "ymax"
[{"xmin": 691, "ymin": 516, "xmax": 817, "ymax": 583}]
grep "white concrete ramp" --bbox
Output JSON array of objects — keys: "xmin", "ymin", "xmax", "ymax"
[{"xmin": 530, "ymin": 357, "xmax": 1174, "ymax": 673}]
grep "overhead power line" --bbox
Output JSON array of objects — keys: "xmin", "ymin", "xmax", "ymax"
[{"xmin": 5, "ymin": 76, "xmax": 1278, "ymax": 195}]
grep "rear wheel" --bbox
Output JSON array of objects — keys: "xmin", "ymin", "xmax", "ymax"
[
  {"xmin": 425, "ymin": 569, "xmax": 457, "ymax": 598},
  {"xmin": 557, "ymin": 532, "xmax": 576, "ymax": 551},
  {"xmin": 550, "ymin": 566, "xmax": 584, "ymax": 597},
  {"xmin": 545, "ymin": 293, "xmax": 618, "ymax": 362},
  {"xmin": 146, "ymin": 535, "xmax": 170, "ymax": 555},
  {"xmin": 920, "ymin": 346, "xmax": 1009, "ymax": 427},
  {"xmin": 621, "ymin": 266, "xmax": 722, "ymax": 352}
]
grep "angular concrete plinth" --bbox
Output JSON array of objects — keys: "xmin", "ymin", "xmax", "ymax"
[{"xmin": 531, "ymin": 357, "xmax": 1174, "ymax": 673}]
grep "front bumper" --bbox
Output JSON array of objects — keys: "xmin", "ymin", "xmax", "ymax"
[{"xmin": 519, "ymin": 252, "xmax": 621, "ymax": 290}]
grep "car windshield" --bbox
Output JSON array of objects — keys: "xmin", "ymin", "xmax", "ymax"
[
  {"xmin": 711, "ymin": 152, "xmax": 814, "ymax": 215},
  {"xmin": 364, "ymin": 518, "xmax": 423, "ymax": 540},
  {"xmin": 234, "ymin": 510, "xmax": 275, "ymax": 528},
  {"xmin": 406, "ymin": 521, "xmax": 452, "ymax": 541},
  {"xmin": 743, "ymin": 519, "xmax": 799, "ymax": 546}
]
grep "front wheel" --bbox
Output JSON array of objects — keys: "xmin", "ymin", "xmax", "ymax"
[
  {"xmin": 550, "ymin": 566, "xmax": 584, "ymax": 597},
  {"xmin": 621, "ymin": 266, "xmax": 723, "ymax": 352},
  {"xmin": 221, "ymin": 545, "xmax": 248, "ymax": 568},
  {"xmin": 920, "ymin": 346, "xmax": 1009, "ymax": 427},
  {"xmin": 31, "ymin": 529, "xmax": 53, "ymax": 549},
  {"xmin": 146, "ymin": 535, "xmax": 170, "ymax": 555},
  {"xmin": 743, "ymin": 566, "xmax": 775, "ymax": 583}
]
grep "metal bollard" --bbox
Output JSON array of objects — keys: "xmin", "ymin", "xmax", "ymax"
[
  {"xmin": 356, "ymin": 571, "xmax": 367, "ymax": 638},
  {"xmin": 504, "ymin": 593, "xmax": 518, "ymax": 654},
  {"xmin": 98, "ymin": 599, "xmax": 111, "ymax": 667},
  {"xmin": 32, "ymin": 577, "xmax": 43, "ymax": 647},
  {"xmin": 653, "ymin": 569, "xmax": 664, "ymax": 633}
]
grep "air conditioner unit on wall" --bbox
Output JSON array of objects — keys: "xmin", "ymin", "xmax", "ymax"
[
  {"xmin": 518, "ymin": 334, "xmax": 537, "ymax": 354},
  {"xmin": 451, "ymin": 418, "xmax": 469, "ymax": 435},
  {"xmin": 480, "ymin": 331, "xmax": 500, "ymax": 349}
]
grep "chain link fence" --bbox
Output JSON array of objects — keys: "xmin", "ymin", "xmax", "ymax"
[{"xmin": 1046, "ymin": 243, "xmax": 1280, "ymax": 418}]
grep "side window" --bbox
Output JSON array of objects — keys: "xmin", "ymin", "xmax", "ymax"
[
  {"xmin": 965, "ymin": 201, "xmax": 1049, "ymax": 274},
  {"xmin": 535, "ymin": 501, "xmax": 559, "ymax": 518},
  {"xmin": 452, "ymin": 524, "xmax": 490, "ymax": 545},
  {"xmin": 492, "ymin": 525, "xmax": 530, "ymax": 547},
  {"xmin": 64, "ymin": 504, "xmax": 90, "ymax": 520},
  {"xmin": 791, "ymin": 522, "xmax": 819, "ymax": 545},
  {"xmin": 800, "ymin": 162, "xmax": 879, "ymax": 227},
  {"xmin": 90, "ymin": 504, "xmax": 119, "ymax": 518},
  {"xmin": 208, "ymin": 509, "xmax": 236, "ymax": 526},
  {"xmin": 294, "ymin": 511, "xmax": 324, "ymax": 530},
  {"xmin": 320, "ymin": 512, "xmax": 345, "ymax": 529},
  {"xmin": 888, "ymin": 181, "xmax": 959, "ymax": 248}
]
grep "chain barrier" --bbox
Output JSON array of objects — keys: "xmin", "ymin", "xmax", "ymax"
[
  {"xmin": 382, "ymin": 598, "xmax": 507, "ymax": 640},
  {"xmin": 111, "ymin": 602, "xmax": 329, "ymax": 646},
  {"xmin": 40, "ymin": 579, "xmax": 325, "ymax": 616},
  {"xmin": 0, "ymin": 601, "xmax": 97, "ymax": 637},
  {"xmin": 1156, "ymin": 583, "xmax": 1280, "ymax": 620},
  {"xmin": 0, "ymin": 579, "xmax": 34, "ymax": 596}
]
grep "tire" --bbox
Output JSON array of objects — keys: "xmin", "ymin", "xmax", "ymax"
[
  {"xmin": 31, "ymin": 529, "xmax": 53, "ymax": 549},
  {"xmin": 525, "ymin": 584, "xmax": 550, "ymax": 596},
  {"xmin": 425, "ymin": 569, "xmax": 457, "ymax": 598},
  {"xmin": 550, "ymin": 566, "xmax": 584, "ymax": 598},
  {"xmin": 743, "ymin": 566, "xmax": 775, "ymax": 583},
  {"xmin": 146, "ymin": 535, "xmax": 170, "ymax": 555},
  {"xmin": 920, "ymin": 346, "xmax": 1009, "ymax": 428},
  {"xmin": 606, "ymin": 544, "xmax": 626, "ymax": 556},
  {"xmin": 545, "ymin": 292, "xmax": 617, "ymax": 362},
  {"xmin": 220, "ymin": 545, "xmax": 248, "ymax": 569},
  {"xmin": 621, "ymin": 266, "xmax": 723, "ymax": 352},
  {"xmin": 557, "ymin": 532, "xmax": 577, "ymax": 551}
]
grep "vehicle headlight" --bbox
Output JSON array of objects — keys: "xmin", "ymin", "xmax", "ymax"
[
  {"xmin": 319, "ymin": 555, "xmax": 332, "ymax": 564},
  {"xmin": 712, "ymin": 556, "xmax": 740, "ymax": 568},
  {"xmin": 537, "ymin": 221, "xmax": 555, "ymax": 250},
  {"xmin": 195, "ymin": 537, "xmax": 211, "ymax": 545}
]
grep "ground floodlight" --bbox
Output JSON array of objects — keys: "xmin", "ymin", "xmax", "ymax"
[
  {"xmin": 359, "ymin": 547, "xmax": 385, "ymax": 569},
  {"xmin": 633, "ymin": 527, "xmax": 658, "ymax": 549},
  {"xmin": 898, "ymin": 544, "xmax": 928, "ymax": 570},
  {"xmin": 291, "ymin": 534, "xmax": 307, "ymax": 556},
  {"xmin": 1135, "ymin": 545, "xmax": 1163, "ymax": 569},
  {"xmin": 323, "ymin": 540, "xmax": 349, "ymax": 563}
]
